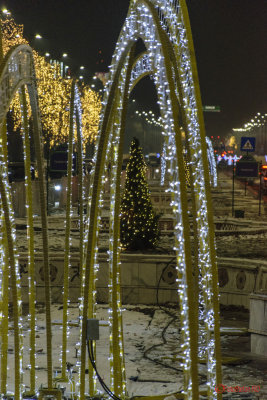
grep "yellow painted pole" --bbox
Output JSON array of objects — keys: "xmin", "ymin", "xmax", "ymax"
[
  {"xmin": 79, "ymin": 44, "xmax": 134, "ymax": 399},
  {"xmin": 163, "ymin": 44, "xmax": 200, "ymax": 303},
  {"xmin": 86, "ymin": 100, "xmax": 118, "ymax": 397},
  {"xmin": 0, "ymin": 211, "xmax": 9, "ymax": 395},
  {"xmin": 27, "ymin": 83, "xmax": 53, "ymax": 389},
  {"xmin": 61, "ymin": 80, "xmax": 75, "ymax": 381},
  {"xmin": 180, "ymin": 1, "xmax": 222, "ymax": 397},
  {"xmin": 20, "ymin": 85, "xmax": 36, "ymax": 394},
  {"xmin": 142, "ymin": 1, "xmax": 199, "ymax": 397},
  {"xmin": 0, "ymin": 175, "xmax": 21, "ymax": 400},
  {"xmin": 0, "ymin": 125, "xmax": 9, "ymax": 396},
  {"xmin": 110, "ymin": 46, "xmax": 135, "ymax": 397},
  {"xmin": 0, "ymin": 19, "xmax": 10, "ymax": 396},
  {"xmin": 0, "ymin": 20, "xmax": 23, "ymax": 393},
  {"xmin": 75, "ymin": 106, "xmax": 84, "ymax": 299},
  {"xmin": 156, "ymin": 4, "xmax": 221, "ymax": 395}
]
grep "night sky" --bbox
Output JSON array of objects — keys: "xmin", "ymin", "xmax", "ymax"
[{"xmin": 2, "ymin": 0, "xmax": 267, "ymax": 140}]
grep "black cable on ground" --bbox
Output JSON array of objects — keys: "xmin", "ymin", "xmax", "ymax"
[
  {"xmin": 143, "ymin": 257, "xmax": 184, "ymax": 373},
  {"xmin": 143, "ymin": 315, "xmax": 182, "ymax": 373},
  {"xmin": 87, "ymin": 339, "xmax": 122, "ymax": 400},
  {"xmin": 145, "ymin": 257, "xmax": 206, "ymax": 381},
  {"xmin": 143, "ymin": 316, "xmax": 206, "ymax": 380},
  {"xmin": 156, "ymin": 257, "xmax": 177, "ymax": 318}
]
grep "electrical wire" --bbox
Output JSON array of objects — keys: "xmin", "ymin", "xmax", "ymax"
[
  {"xmin": 87, "ymin": 339, "xmax": 122, "ymax": 400},
  {"xmin": 142, "ymin": 257, "xmax": 184, "ymax": 373},
  {"xmin": 156, "ymin": 257, "xmax": 177, "ymax": 318},
  {"xmin": 145, "ymin": 258, "xmax": 206, "ymax": 381}
]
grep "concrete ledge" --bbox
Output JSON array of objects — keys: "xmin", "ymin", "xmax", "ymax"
[
  {"xmin": 249, "ymin": 293, "xmax": 267, "ymax": 356},
  {"xmin": 14, "ymin": 253, "xmax": 267, "ymax": 307}
]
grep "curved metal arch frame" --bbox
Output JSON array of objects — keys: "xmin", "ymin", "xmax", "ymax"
[
  {"xmin": 80, "ymin": 1, "xmax": 221, "ymax": 399},
  {"xmin": 0, "ymin": 44, "xmax": 53, "ymax": 397},
  {"xmin": 128, "ymin": 2, "xmax": 222, "ymax": 395}
]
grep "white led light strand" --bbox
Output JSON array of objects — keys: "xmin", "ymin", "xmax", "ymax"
[{"xmin": 206, "ymin": 137, "xmax": 217, "ymax": 187}]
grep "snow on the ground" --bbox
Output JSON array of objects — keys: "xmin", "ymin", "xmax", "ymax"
[
  {"xmin": 2, "ymin": 304, "xmax": 267, "ymax": 398},
  {"xmin": 4, "ymin": 304, "xmax": 185, "ymax": 397}
]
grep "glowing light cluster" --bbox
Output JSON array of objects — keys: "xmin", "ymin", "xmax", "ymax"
[
  {"xmin": 120, "ymin": 137, "xmax": 160, "ymax": 250},
  {"xmin": 135, "ymin": 109, "xmax": 163, "ymax": 128},
  {"xmin": 1, "ymin": 16, "xmax": 101, "ymax": 147},
  {"xmin": 234, "ymin": 111, "xmax": 267, "ymax": 132}
]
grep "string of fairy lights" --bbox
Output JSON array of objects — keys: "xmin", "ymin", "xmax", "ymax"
[
  {"xmin": 0, "ymin": 42, "xmax": 34, "ymax": 398},
  {"xmin": 156, "ymin": 2, "xmax": 221, "ymax": 395},
  {"xmin": 206, "ymin": 137, "xmax": 217, "ymax": 187},
  {"xmin": 1, "ymin": 11, "xmax": 102, "ymax": 148},
  {"xmin": 0, "ymin": 1, "xmax": 221, "ymax": 399},
  {"xmin": 135, "ymin": 109, "xmax": 163, "ymax": 127}
]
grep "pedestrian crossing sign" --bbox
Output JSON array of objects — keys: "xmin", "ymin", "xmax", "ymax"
[{"xmin": 240, "ymin": 137, "xmax": 256, "ymax": 152}]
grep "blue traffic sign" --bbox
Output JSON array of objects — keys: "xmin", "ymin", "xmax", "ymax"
[{"xmin": 240, "ymin": 137, "xmax": 256, "ymax": 152}]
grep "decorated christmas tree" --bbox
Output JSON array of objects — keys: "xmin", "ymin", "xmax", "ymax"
[{"xmin": 120, "ymin": 138, "xmax": 159, "ymax": 250}]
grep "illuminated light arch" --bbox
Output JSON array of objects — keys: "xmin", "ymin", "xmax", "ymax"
[
  {"xmin": 0, "ymin": 47, "xmax": 86, "ymax": 397},
  {"xmin": 0, "ymin": 44, "xmax": 53, "ymax": 398},
  {"xmin": 80, "ymin": 1, "xmax": 222, "ymax": 400},
  {"xmin": 0, "ymin": 44, "xmax": 87, "ymax": 397}
]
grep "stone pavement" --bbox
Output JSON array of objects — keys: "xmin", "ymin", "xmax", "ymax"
[{"xmin": 218, "ymin": 305, "xmax": 267, "ymax": 400}]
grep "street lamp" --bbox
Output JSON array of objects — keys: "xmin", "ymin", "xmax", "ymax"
[{"xmin": 2, "ymin": 8, "xmax": 11, "ymax": 16}]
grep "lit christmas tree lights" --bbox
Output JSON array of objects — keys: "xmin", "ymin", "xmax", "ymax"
[{"xmin": 120, "ymin": 137, "xmax": 159, "ymax": 250}]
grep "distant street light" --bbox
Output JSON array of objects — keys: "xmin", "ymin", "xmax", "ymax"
[
  {"xmin": 35, "ymin": 34, "xmax": 42, "ymax": 39},
  {"xmin": 62, "ymin": 53, "xmax": 68, "ymax": 58},
  {"xmin": 2, "ymin": 8, "xmax": 11, "ymax": 16}
]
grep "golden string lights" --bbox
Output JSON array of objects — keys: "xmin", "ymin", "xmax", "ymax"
[{"xmin": 1, "ymin": 15, "xmax": 102, "ymax": 147}]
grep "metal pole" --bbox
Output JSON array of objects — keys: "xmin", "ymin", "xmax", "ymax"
[
  {"xmin": 232, "ymin": 160, "xmax": 235, "ymax": 217},
  {"xmin": 46, "ymin": 142, "xmax": 50, "ymax": 215}
]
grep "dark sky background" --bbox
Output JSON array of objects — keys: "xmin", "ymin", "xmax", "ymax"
[{"xmin": 2, "ymin": 0, "xmax": 267, "ymax": 143}]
